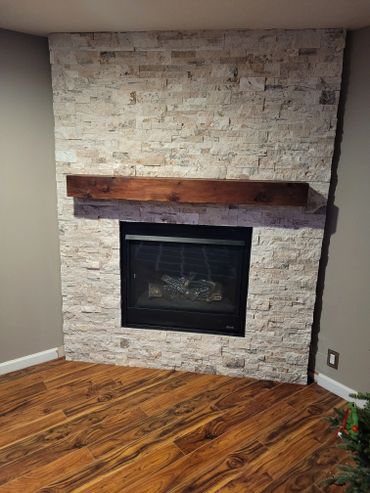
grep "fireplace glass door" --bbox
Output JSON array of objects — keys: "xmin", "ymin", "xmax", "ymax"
[{"xmin": 120, "ymin": 222, "xmax": 252, "ymax": 336}]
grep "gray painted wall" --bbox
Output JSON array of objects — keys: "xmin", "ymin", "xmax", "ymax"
[
  {"xmin": 0, "ymin": 29, "xmax": 63, "ymax": 362},
  {"xmin": 316, "ymin": 28, "xmax": 370, "ymax": 392}
]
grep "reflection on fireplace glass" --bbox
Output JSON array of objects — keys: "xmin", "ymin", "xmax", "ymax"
[{"xmin": 134, "ymin": 241, "xmax": 239, "ymax": 313}]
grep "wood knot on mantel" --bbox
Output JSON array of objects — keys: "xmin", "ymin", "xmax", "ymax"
[{"xmin": 66, "ymin": 175, "xmax": 309, "ymax": 208}]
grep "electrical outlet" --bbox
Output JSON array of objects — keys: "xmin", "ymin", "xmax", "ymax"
[{"xmin": 327, "ymin": 349, "xmax": 339, "ymax": 369}]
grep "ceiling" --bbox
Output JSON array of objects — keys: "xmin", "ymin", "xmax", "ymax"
[{"xmin": 0, "ymin": 0, "xmax": 369, "ymax": 36}]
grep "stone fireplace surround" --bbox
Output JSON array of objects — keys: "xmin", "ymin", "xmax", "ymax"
[{"xmin": 49, "ymin": 29, "xmax": 345, "ymax": 384}]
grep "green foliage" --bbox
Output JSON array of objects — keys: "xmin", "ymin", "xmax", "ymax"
[{"xmin": 327, "ymin": 392, "xmax": 370, "ymax": 492}]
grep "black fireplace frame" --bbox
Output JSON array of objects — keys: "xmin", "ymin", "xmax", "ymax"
[{"xmin": 120, "ymin": 222, "xmax": 252, "ymax": 337}]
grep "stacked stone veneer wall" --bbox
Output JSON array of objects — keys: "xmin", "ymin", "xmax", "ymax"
[{"xmin": 49, "ymin": 29, "xmax": 345, "ymax": 383}]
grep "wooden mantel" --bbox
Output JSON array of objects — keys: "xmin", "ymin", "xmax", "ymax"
[{"xmin": 66, "ymin": 175, "xmax": 309, "ymax": 207}]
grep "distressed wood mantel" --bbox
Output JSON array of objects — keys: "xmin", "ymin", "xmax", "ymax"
[{"xmin": 66, "ymin": 175, "xmax": 309, "ymax": 207}]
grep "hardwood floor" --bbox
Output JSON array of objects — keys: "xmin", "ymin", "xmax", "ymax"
[{"xmin": 0, "ymin": 358, "xmax": 346, "ymax": 492}]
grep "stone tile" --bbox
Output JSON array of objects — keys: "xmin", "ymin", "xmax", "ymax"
[{"xmin": 49, "ymin": 29, "xmax": 344, "ymax": 383}]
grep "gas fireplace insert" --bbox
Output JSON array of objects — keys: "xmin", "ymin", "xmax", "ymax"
[{"xmin": 120, "ymin": 222, "xmax": 252, "ymax": 337}]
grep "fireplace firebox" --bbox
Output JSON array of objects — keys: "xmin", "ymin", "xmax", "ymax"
[{"xmin": 120, "ymin": 222, "xmax": 252, "ymax": 337}]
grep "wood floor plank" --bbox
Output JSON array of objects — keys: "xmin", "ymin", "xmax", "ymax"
[
  {"xmin": 171, "ymin": 439, "xmax": 268, "ymax": 493},
  {"xmin": 0, "ymin": 364, "xmax": 105, "ymax": 417},
  {"xmin": 319, "ymin": 482, "xmax": 346, "ymax": 492},
  {"xmin": 43, "ymin": 441, "xmax": 183, "ymax": 493},
  {"xmin": 258, "ymin": 394, "xmax": 344, "ymax": 448},
  {"xmin": 119, "ymin": 430, "xmax": 244, "ymax": 493},
  {"xmin": 44, "ymin": 362, "xmax": 123, "ymax": 389},
  {"xmin": 119, "ymin": 400, "xmax": 298, "ymax": 493},
  {"xmin": 66, "ymin": 367, "xmax": 194, "ymax": 421},
  {"xmin": 304, "ymin": 486, "xmax": 325, "ymax": 493},
  {"xmin": 0, "ymin": 358, "xmax": 67, "ymax": 383},
  {"xmin": 286, "ymin": 383, "xmax": 330, "ymax": 408},
  {"xmin": 0, "ymin": 360, "xmax": 344, "ymax": 492},
  {"xmin": 0, "ymin": 411, "xmax": 66, "ymax": 449},
  {"xmin": 124, "ymin": 386, "xmax": 339, "ymax": 493},
  {"xmin": 89, "ymin": 374, "xmax": 254, "ymax": 459},
  {"xmin": 175, "ymin": 381, "xmax": 299, "ymax": 454},
  {"xmin": 0, "ymin": 406, "xmax": 144, "ymax": 486},
  {"xmin": 212, "ymin": 472, "xmax": 273, "ymax": 492},
  {"xmin": 213, "ymin": 418, "xmax": 336, "ymax": 493},
  {"xmin": 0, "ymin": 382, "xmax": 47, "ymax": 406},
  {"xmin": 139, "ymin": 372, "xmax": 233, "ymax": 416},
  {"xmin": 63, "ymin": 368, "xmax": 176, "ymax": 417},
  {"xmin": 259, "ymin": 438, "xmax": 347, "ymax": 492},
  {"xmin": 0, "ymin": 448, "xmax": 94, "ymax": 492},
  {"xmin": 0, "ymin": 359, "xmax": 94, "ymax": 392},
  {"xmin": 252, "ymin": 421, "xmax": 330, "ymax": 480},
  {"xmin": 0, "ymin": 370, "xmax": 191, "ymax": 470},
  {"xmin": 0, "ymin": 370, "xmax": 195, "ymax": 484},
  {"xmin": 31, "ymin": 376, "xmax": 256, "ymax": 491},
  {"xmin": 0, "ymin": 366, "xmax": 164, "ymax": 429},
  {"xmin": 214, "ymin": 379, "xmax": 279, "ymax": 411}
]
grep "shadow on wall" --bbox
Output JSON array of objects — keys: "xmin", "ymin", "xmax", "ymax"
[
  {"xmin": 308, "ymin": 31, "xmax": 351, "ymax": 379},
  {"xmin": 73, "ymin": 198, "xmax": 327, "ymax": 231}
]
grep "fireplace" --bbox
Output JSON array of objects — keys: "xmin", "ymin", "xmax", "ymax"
[
  {"xmin": 120, "ymin": 222, "xmax": 252, "ymax": 336},
  {"xmin": 50, "ymin": 30, "xmax": 345, "ymax": 383}
]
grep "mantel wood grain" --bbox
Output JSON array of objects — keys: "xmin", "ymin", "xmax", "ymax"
[{"xmin": 66, "ymin": 175, "xmax": 309, "ymax": 207}]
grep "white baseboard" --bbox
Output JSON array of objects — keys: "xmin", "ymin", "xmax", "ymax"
[
  {"xmin": 315, "ymin": 372, "xmax": 364, "ymax": 407},
  {"xmin": 0, "ymin": 346, "xmax": 65, "ymax": 376}
]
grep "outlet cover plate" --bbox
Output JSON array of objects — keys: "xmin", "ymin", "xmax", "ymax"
[{"xmin": 327, "ymin": 349, "xmax": 339, "ymax": 369}]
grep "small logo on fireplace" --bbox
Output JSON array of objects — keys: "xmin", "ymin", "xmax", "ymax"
[{"xmin": 225, "ymin": 325, "xmax": 235, "ymax": 329}]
